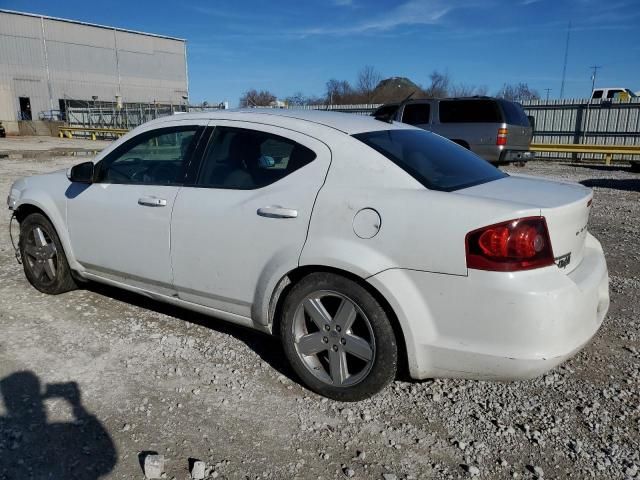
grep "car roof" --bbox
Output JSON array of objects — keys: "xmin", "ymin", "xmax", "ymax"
[{"xmin": 151, "ymin": 108, "xmax": 414, "ymax": 135}]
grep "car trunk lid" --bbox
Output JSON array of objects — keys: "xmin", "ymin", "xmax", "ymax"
[{"xmin": 458, "ymin": 174, "xmax": 593, "ymax": 273}]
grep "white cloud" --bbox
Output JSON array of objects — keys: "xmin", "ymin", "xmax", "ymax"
[{"xmin": 302, "ymin": 0, "xmax": 456, "ymax": 35}]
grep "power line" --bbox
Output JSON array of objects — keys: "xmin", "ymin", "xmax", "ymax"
[
  {"xmin": 544, "ymin": 88, "xmax": 552, "ymax": 101},
  {"xmin": 559, "ymin": 21, "xmax": 571, "ymax": 99}
]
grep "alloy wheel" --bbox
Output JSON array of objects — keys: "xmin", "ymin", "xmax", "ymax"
[
  {"xmin": 23, "ymin": 225, "xmax": 58, "ymax": 284},
  {"xmin": 292, "ymin": 290, "xmax": 376, "ymax": 387}
]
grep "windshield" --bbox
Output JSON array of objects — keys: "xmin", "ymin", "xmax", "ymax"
[{"xmin": 353, "ymin": 129, "xmax": 507, "ymax": 191}]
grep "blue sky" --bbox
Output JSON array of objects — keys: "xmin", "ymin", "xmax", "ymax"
[{"xmin": 3, "ymin": 0, "xmax": 639, "ymax": 105}]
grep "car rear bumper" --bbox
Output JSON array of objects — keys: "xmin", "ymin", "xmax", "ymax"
[
  {"xmin": 500, "ymin": 149, "xmax": 534, "ymax": 163},
  {"xmin": 367, "ymin": 233, "xmax": 609, "ymax": 380},
  {"xmin": 470, "ymin": 145, "xmax": 534, "ymax": 163}
]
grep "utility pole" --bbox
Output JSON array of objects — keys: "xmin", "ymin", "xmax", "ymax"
[
  {"xmin": 590, "ymin": 65, "xmax": 602, "ymax": 93},
  {"xmin": 583, "ymin": 66, "xmax": 602, "ymax": 149},
  {"xmin": 544, "ymin": 88, "xmax": 552, "ymax": 101}
]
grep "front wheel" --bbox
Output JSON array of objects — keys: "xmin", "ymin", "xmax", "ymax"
[
  {"xmin": 280, "ymin": 273, "xmax": 397, "ymax": 401},
  {"xmin": 19, "ymin": 213, "xmax": 77, "ymax": 295}
]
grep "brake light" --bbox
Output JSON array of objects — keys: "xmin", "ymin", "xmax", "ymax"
[
  {"xmin": 466, "ymin": 217, "xmax": 554, "ymax": 271},
  {"xmin": 496, "ymin": 127, "xmax": 508, "ymax": 146}
]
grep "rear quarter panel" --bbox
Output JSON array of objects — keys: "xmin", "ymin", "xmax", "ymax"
[{"xmin": 300, "ymin": 139, "xmax": 541, "ymax": 277}]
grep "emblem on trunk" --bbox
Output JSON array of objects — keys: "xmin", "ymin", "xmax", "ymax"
[{"xmin": 555, "ymin": 252, "xmax": 571, "ymax": 269}]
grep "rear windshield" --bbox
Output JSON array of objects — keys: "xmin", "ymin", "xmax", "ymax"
[
  {"xmin": 353, "ymin": 129, "xmax": 507, "ymax": 191},
  {"xmin": 439, "ymin": 99, "xmax": 502, "ymax": 123},
  {"xmin": 500, "ymin": 100, "xmax": 531, "ymax": 126}
]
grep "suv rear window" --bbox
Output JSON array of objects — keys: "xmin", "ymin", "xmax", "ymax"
[
  {"xmin": 439, "ymin": 99, "xmax": 502, "ymax": 123},
  {"xmin": 353, "ymin": 129, "xmax": 506, "ymax": 191},
  {"xmin": 499, "ymin": 100, "xmax": 531, "ymax": 126}
]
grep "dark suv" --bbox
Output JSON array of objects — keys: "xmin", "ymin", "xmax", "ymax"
[{"xmin": 372, "ymin": 97, "xmax": 534, "ymax": 164}]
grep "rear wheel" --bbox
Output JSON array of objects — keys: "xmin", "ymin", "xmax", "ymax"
[
  {"xmin": 280, "ymin": 273, "xmax": 397, "ymax": 401},
  {"xmin": 19, "ymin": 213, "xmax": 77, "ymax": 295}
]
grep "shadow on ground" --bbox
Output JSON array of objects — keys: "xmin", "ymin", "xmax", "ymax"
[
  {"xmin": 86, "ymin": 282, "xmax": 300, "ymax": 384},
  {"xmin": 567, "ymin": 163, "xmax": 634, "ymax": 173},
  {"xmin": 580, "ymin": 178, "xmax": 640, "ymax": 192},
  {"xmin": 0, "ymin": 371, "xmax": 116, "ymax": 479}
]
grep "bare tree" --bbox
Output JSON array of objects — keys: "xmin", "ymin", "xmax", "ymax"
[
  {"xmin": 239, "ymin": 89, "xmax": 277, "ymax": 107},
  {"xmin": 450, "ymin": 83, "xmax": 489, "ymax": 97},
  {"xmin": 326, "ymin": 79, "xmax": 355, "ymax": 104},
  {"xmin": 423, "ymin": 70, "xmax": 450, "ymax": 98},
  {"xmin": 357, "ymin": 65, "xmax": 382, "ymax": 102},
  {"xmin": 285, "ymin": 92, "xmax": 308, "ymax": 106},
  {"xmin": 497, "ymin": 83, "xmax": 540, "ymax": 102}
]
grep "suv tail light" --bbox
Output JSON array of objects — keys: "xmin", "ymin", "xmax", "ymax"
[
  {"xmin": 466, "ymin": 217, "xmax": 554, "ymax": 271},
  {"xmin": 496, "ymin": 127, "xmax": 508, "ymax": 146}
]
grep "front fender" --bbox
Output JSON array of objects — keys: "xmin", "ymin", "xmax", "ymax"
[{"xmin": 14, "ymin": 176, "xmax": 83, "ymax": 273}]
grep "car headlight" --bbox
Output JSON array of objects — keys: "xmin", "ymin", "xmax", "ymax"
[{"xmin": 7, "ymin": 188, "xmax": 19, "ymax": 210}]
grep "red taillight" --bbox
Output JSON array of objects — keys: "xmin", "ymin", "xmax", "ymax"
[
  {"xmin": 496, "ymin": 127, "xmax": 508, "ymax": 146},
  {"xmin": 466, "ymin": 217, "xmax": 554, "ymax": 271}
]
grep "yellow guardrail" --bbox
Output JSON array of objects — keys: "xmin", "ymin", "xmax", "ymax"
[
  {"xmin": 530, "ymin": 143, "xmax": 640, "ymax": 165},
  {"xmin": 59, "ymin": 126, "xmax": 129, "ymax": 141}
]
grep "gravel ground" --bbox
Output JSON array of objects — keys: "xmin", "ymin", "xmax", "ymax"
[{"xmin": 0, "ymin": 145, "xmax": 638, "ymax": 479}]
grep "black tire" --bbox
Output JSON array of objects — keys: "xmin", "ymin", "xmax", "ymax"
[
  {"xmin": 19, "ymin": 213, "xmax": 77, "ymax": 295},
  {"xmin": 280, "ymin": 272, "xmax": 397, "ymax": 401}
]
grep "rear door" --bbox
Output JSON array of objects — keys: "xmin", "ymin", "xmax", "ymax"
[{"xmin": 170, "ymin": 121, "xmax": 331, "ymax": 320}]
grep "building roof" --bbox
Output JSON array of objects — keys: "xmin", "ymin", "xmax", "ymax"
[{"xmin": 0, "ymin": 9, "xmax": 185, "ymax": 42}]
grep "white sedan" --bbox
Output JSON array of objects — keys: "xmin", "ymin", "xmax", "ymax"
[{"xmin": 7, "ymin": 110, "xmax": 609, "ymax": 401}]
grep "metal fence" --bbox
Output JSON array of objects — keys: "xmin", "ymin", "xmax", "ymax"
[
  {"xmin": 66, "ymin": 103, "xmax": 227, "ymax": 130},
  {"xmin": 521, "ymin": 98, "xmax": 640, "ymax": 160}
]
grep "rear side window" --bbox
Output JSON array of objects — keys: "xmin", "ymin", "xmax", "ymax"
[
  {"xmin": 353, "ymin": 129, "xmax": 506, "ymax": 191},
  {"xmin": 196, "ymin": 127, "xmax": 316, "ymax": 189},
  {"xmin": 402, "ymin": 103, "xmax": 430, "ymax": 125},
  {"xmin": 439, "ymin": 100, "xmax": 502, "ymax": 123},
  {"xmin": 500, "ymin": 101, "xmax": 531, "ymax": 126},
  {"xmin": 592, "ymin": 90, "xmax": 603, "ymax": 99}
]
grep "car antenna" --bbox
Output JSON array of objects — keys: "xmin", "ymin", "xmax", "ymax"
[{"xmin": 374, "ymin": 91, "xmax": 415, "ymax": 124}]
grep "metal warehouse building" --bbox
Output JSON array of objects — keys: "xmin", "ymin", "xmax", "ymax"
[{"xmin": 0, "ymin": 9, "xmax": 188, "ymax": 134}]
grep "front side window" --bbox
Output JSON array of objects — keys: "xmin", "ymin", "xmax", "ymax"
[
  {"xmin": 97, "ymin": 126, "xmax": 198, "ymax": 185},
  {"xmin": 353, "ymin": 129, "xmax": 506, "ymax": 191},
  {"xmin": 196, "ymin": 127, "xmax": 316, "ymax": 189},
  {"xmin": 402, "ymin": 103, "xmax": 430, "ymax": 125}
]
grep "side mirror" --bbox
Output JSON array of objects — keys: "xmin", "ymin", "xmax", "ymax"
[{"xmin": 67, "ymin": 161, "xmax": 95, "ymax": 184}]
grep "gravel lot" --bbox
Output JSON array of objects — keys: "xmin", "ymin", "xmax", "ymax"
[{"xmin": 0, "ymin": 138, "xmax": 638, "ymax": 480}]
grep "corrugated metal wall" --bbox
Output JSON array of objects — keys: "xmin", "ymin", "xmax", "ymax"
[
  {"xmin": 0, "ymin": 10, "xmax": 188, "ymax": 123},
  {"xmin": 521, "ymin": 98, "xmax": 640, "ymax": 160}
]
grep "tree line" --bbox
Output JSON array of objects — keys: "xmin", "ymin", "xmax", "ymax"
[{"xmin": 239, "ymin": 66, "xmax": 540, "ymax": 107}]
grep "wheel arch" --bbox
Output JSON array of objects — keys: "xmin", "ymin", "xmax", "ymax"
[
  {"xmin": 13, "ymin": 199, "xmax": 81, "ymax": 272},
  {"xmin": 269, "ymin": 264, "xmax": 409, "ymax": 378}
]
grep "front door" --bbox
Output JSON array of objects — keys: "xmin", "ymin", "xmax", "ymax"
[
  {"xmin": 170, "ymin": 122, "xmax": 331, "ymax": 320},
  {"xmin": 67, "ymin": 121, "xmax": 204, "ymax": 295}
]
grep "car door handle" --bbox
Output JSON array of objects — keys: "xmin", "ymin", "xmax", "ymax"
[
  {"xmin": 138, "ymin": 196, "xmax": 167, "ymax": 207},
  {"xmin": 257, "ymin": 206, "xmax": 298, "ymax": 219}
]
